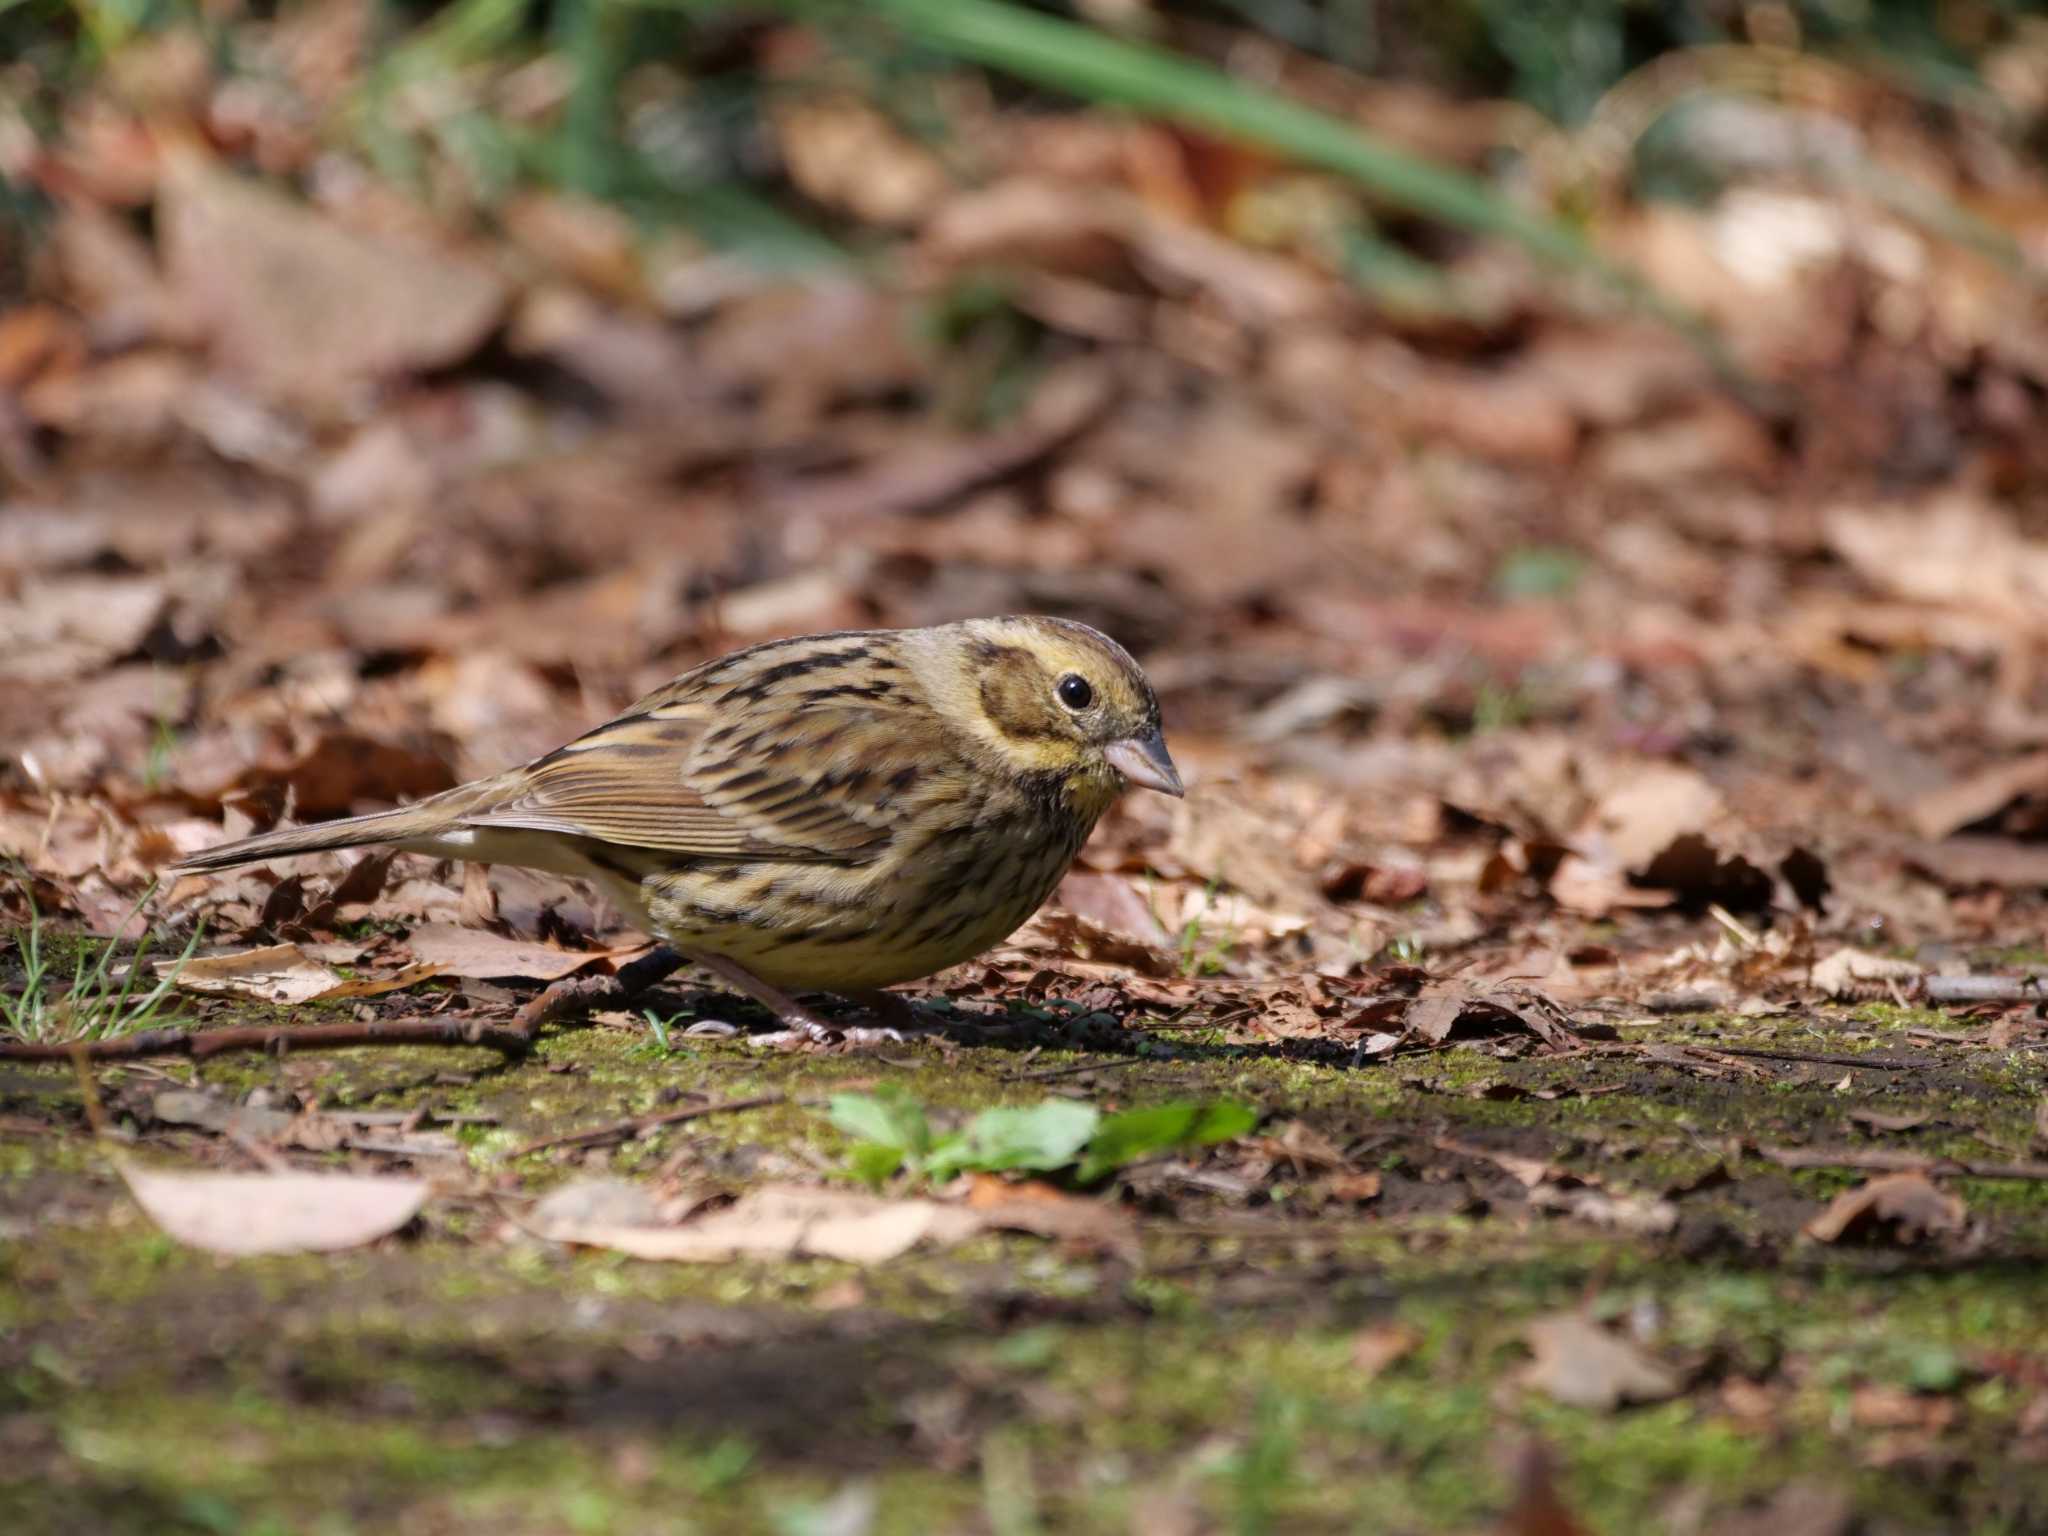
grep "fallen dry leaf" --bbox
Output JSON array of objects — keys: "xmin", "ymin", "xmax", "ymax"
[
  {"xmin": 1825, "ymin": 492, "xmax": 2048, "ymax": 629},
  {"xmin": 1576, "ymin": 762, "xmax": 1724, "ymax": 871},
  {"xmin": 1704, "ymin": 1484, "xmax": 1855, "ymax": 1536},
  {"xmin": 158, "ymin": 150, "xmax": 507, "ymax": 405},
  {"xmin": 537, "ymin": 1183, "xmax": 986, "ymax": 1265},
  {"xmin": 1499, "ymin": 1438, "xmax": 1593, "ymax": 1536},
  {"xmin": 1520, "ymin": 1311, "xmax": 1683, "ymax": 1411},
  {"xmin": 959, "ymin": 1172, "xmax": 1140, "ymax": 1260},
  {"xmin": 532, "ymin": 1179, "xmax": 1137, "ymax": 1265},
  {"xmin": 525, "ymin": 1177, "xmax": 664, "ymax": 1237},
  {"xmin": 1054, "ymin": 871, "xmax": 1173, "ymax": 950},
  {"xmin": 217, "ymin": 733, "xmax": 458, "ymax": 823},
  {"xmin": 1908, "ymin": 752, "xmax": 2048, "ymax": 842},
  {"xmin": 1526, "ymin": 1182, "xmax": 1679, "ymax": 1236},
  {"xmin": 150, "ymin": 1088, "xmax": 295, "ymax": 1141},
  {"xmin": 169, "ymin": 943, "xmax": 347, "ymax": 1005},
  {"xmin": 119, "ymin": 1161, "xmax": 427, "ymax": 1255},
  {"xmin": 1810, "ymin": 947, "xmax": 1923, "ymax": 998},
  {"xmin": 1349, "ymin": 1322, "xmax": 1419, "ymax": 1380},
  {"xmin": 316, "ymin": 962, "xmax": 447, "ymax": 1000},
  {"xmin": 0, "ymin": 575, "xmax": 166, "ymax": 686},
  {"xmin": 403, "ymin": 924, "xmax": 653, "ymax": 982},
  {"xmin": 1014, "ymin": 907, "xmax": 1178, "ymax": 977},
  {"xmin": 1804, "ymin": 1172, "xmax": 1968, "ymax": 1245}
]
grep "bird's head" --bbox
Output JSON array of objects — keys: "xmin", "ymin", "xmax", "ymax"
[{"xmin": 917, "ymin": 615, "xmax": 1182, "ymax": 814}]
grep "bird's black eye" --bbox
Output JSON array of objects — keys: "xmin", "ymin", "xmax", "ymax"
[{"xmin": 1056, "ymin": 674, "xmax": 1094, "ymax": 711}]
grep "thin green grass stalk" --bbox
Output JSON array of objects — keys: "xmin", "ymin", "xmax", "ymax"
[
  {"xmin": 0, "ymin": 879, "xmax": 200, "ymax": 1044},
  {"xmin": 820, "ymin": 0, "xmax": 1751, "ymax": 390},
  {"xmin": 553, "ymin": 0, "xmax": 630, "ymax": 198}
]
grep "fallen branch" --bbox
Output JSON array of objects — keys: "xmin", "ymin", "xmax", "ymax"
[
  {"xmin": 1755, "ymin": 1144, "xmax": 2048, "ymax": 1181},
  {"xmin": 507, "ymin": 1091, "xmax": 796, "ymax": 1158},
  {"xmin": 512, "ymin": 946, "xmax": 687, "ymax": 1033},
  {"xmin": 1001, "ymin": 1055, "xmax": 1151, "ymax": 1083},
  {"xmin": 1712, "ymin": 1045, "xmax": 1924, "ymax": 1073},
  {"xmin": 0, "ymin": 1014, "xmax": 536, "ymax": 1062},
  {"xmin": 1923, "ymin": 975, "xmax": 2048, "ymax": 1006}
]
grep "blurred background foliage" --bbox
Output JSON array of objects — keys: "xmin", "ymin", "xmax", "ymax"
[{"xmin": 1, "ymin": 0, "xmax": 2042, "ymax": 279}]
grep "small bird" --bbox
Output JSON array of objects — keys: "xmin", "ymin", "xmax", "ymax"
[{"xmin": 173, "ymin": 616, "xmax": 1183, "ymax": 1041}]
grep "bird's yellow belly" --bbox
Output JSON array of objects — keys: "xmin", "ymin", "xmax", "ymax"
[{"xmin": 642, "ymin": 825, "xmax": 1078, "ymax": 992}]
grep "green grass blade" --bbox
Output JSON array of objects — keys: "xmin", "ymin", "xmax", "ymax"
[
  {"xmin": 867, "ymin": 0, "xmax": 1585, "ymax": 261},
  {"xmin": 839, "ymin": 0, "xmax": 1744, "ymax": 381}
]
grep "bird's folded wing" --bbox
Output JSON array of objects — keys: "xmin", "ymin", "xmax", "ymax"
[{"xmin": 454, "ymin": 703, "xmax": 901, "ymax": 863}]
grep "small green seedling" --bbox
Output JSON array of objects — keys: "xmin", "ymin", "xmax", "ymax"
[
  {"xmin": 0, "ymin": 878, "xmax": 202, "ymax": 1045},
  {"xmin": 829, "ymin": 1084, "xmax": 1256, "ymax": 1189}
]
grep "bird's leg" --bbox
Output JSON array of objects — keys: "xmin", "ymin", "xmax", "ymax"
[{"xmin": 681, "ymin": 951, "xmax": 902, "ymax": 1048}]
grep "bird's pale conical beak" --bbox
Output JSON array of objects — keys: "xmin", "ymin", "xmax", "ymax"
[{"xmin": 1104, "ymin": 728, "xmax": 1184, "ymax": 798}]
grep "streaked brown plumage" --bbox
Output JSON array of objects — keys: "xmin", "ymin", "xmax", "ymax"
[{"xmin": 172, "ymin": 616, "xmax": 1183, "ymax": 1039}]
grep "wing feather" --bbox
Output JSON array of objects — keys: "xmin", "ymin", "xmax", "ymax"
[{"xmin": 450, "ymin": 632, "xmax": 933, "ymax": 865}]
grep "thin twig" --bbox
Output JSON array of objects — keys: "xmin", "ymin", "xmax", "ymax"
[
  {"xmin": 1000, "ymin": 1055, "xmax": 1152, "ymax": 1083},
  {"xmin": 1923, "ymin": 975, "xmax": 2048, "ymax": 1006},
  {"xmin": 512, "ymin": 946, "xmax": 687, "ymax": 1033},
  {"xmin": 0, "ymin": 1014, "xmax": 535, "ymax": 1063},
  {"xmin": 1710, "ymin": 1045, "xmax": 1923, "ymax": 1073},
  {"xmin": 0, "ymin": 946, "xmax": 696, "ymax": 1065},
  {"xmin": 507, "ymin": 1091, "xmax": 796, "ymax": 1158},
  {"xmin": 1755, "ymin": 1144, "xmax": 2048, "ymax": 1181}
]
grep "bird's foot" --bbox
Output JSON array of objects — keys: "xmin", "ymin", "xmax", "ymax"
[
  {"xmin": 747, "ymin": 1020, "xmax": 906, "ymax": 1051},
  {"xmin": 680, "ymin": 951, "xmax": 904, "ymax": 1050}
]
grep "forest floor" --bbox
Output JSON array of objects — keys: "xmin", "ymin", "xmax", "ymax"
[
  {"xmin": 12, "ymin": 12, "xmax": 2048, "ymax": 1534},
  {"xmin": 10, "ymin": 990, "xmax": 2048, "ymax": 1534}
]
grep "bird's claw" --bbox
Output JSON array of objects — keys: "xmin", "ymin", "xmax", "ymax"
[{"xmin": 746, "ymin": 1019, "xmax": 907, "ymax": 1050}]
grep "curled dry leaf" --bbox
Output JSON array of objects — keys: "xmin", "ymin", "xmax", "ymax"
[
  {"xmin": 1804, "ymin": 1172, "xmax": 1968, "ymax": 1245},
  {"xmin": 1520, "ymin": 1311, "xmax": 1683, "ymax": 1412},
  {"xmin": 1907, "ymin": 752, "xmax": 2048, "ymax": 842},
  {"xmin": 165, "ymin": 944, "xmax": 443, "ymax": 1005},
  {"xmin": 1014, "ymin": 907, "xmax": 1177, "ymax": 978},
  {"xmin": 118, "ymin": 1160, "xmax": 427, "ymax": 1256},
  {"xmin": 1810, "ymin": 947, "xmax": 1923, "ymax": 999},
  {"xmin": 169, "ymin": 943, "xmax": 350, "ymax": 1005}
]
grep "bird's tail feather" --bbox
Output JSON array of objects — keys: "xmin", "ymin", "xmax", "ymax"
[{"xmin": 170, "ymin": 800, "xmax": 458, "ymax": 875}]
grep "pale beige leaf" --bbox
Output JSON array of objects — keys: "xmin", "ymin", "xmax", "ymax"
[
  {"xmin": 1521, "ymin": 1312, "xmax": 1682, "ymax": 1411},
  {"xmin": 169, "ymin": 943, "xmax": 343, "ymax": 1004},
  {"xmin": 1804, "ymin": 1173, "xmax": 1966, "ymax": 1245},
  {"xmin": 541, "ymin": 1184, "xmax": 987, "ymax": 1265},
  {"xmin": 403, "ymin": 924, "xmax": 653, "ymax": 982},
  {"xmin": 119, "ymin": 1162, "xmax": 427, "ymax": 1255}
]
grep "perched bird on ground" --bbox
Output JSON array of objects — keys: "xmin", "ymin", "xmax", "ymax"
[{"xmin": 172, "ymin": 616, "xmax": 1183, "ymax": 1042}]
